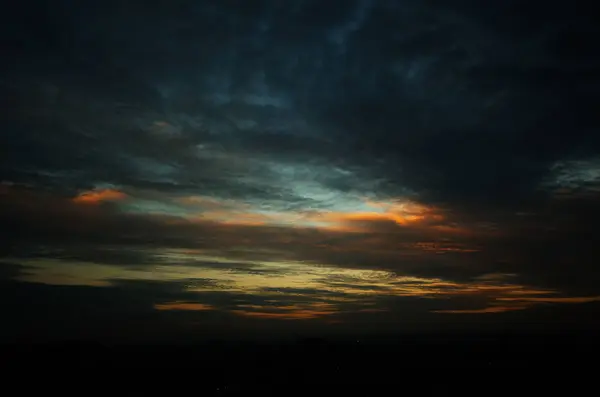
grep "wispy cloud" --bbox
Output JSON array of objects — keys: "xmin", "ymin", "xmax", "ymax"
[{"xmin": 9, "ymin": 248, "xmax": 600, "ymax": 320}]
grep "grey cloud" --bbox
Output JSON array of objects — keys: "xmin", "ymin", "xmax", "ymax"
[
  {"xmin": 320, "ymin": 282, "xmax": 392, "ymax": 293},
  {"xmin": 5, "ymin": 0, "xmax": 597, "ymax": 213},
  {"xmin": 109, "ymin": 278, "xmax": 225, "ymax": 296},
  {"xmin": 1, "ymin": 0, "xmax": 599, "ymax": 338},
  {"xmin": 2, "ymin": 244, "xmax": 160, "ymax": 268},
  {"xmin": 260, "ymin": 287, "xmax": 352, "ymax": 299}
]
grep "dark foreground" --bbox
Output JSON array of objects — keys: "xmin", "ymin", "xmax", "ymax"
[{"xmin": 3, "ymin": 333, "xmax": 597, "ymax": 386}]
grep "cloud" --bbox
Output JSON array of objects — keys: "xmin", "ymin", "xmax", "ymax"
[
  {"xmin": 2, "ymin": 182, "xmax": 600, "ymax": 298},
  {"xmin": 72, "ymin": 188, "xmax": 128, "ymax": 204},
  {"xmin": 5, "ymin": 238, "xmax": 600, "ymax": 329},
  {"xmin": 1, "ymin": 0, "xmax": 599, "ymax": 338},
  {"xmin": 154, "ymin": 302, "xmax": 214, "ymax": 311}
]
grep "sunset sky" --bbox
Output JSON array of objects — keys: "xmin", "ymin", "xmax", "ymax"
[{"xmin": 1, "ymin": 0, "xmax": 599, "ymax": 342}]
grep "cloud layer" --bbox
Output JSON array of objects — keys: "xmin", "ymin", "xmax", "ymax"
[{"xmin": 1, "ymin": 0, "xmax": 599, "ymax": 341}]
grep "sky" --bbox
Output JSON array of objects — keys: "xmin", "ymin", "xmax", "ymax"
[{"xmin": 1, "ymin": 0, "xmax": 599, "ymax": 342}]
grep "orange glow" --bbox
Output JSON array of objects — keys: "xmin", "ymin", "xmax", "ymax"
[
  {"xmin": 333, "ymin": 205, "xmax": 429, "ymax": 224},
  {"xmin": 434, "ymin": 305, "xmax": 529, "ymax": 314},
  {"xmin": 231, "ymin": 301, "xmax": 339, "ymax": 320},
  {"xmin": 430, "ymin": 225, "xmax": 473, "ymax": 235},
  {"xmin": 73, "ymin": 188, "xmax": 127, "ymax": 204},
  {"xmin": 230, "ymin": 309, "xmax": 333, "ymax": 320},
  {"xmin": 190, "ymin": 209, "xmax": 317, "ymax": 227},
  {"xmin": 346, "ymin": 211, "xmax": 422, "ymax": 224},
  {"xmin": 412, "ymin": 242, "xmax": 479, "ymax": 253},
  {"xmin": 310, "ymin": 204, "xmax": 442, "ymax": 232},
  {"xmin": 176, "ymin": 195, "xmax": 446, "ymax": 231},
  {"xmin": 208, "ymin": 211, "xmax": 276, "ymax": 226},
  {"xmin": 154, "ymin": 302, "xmax": 214, "ymax": 311}
]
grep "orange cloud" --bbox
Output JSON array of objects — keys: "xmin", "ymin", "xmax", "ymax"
[
  {"xmin": 433, "ymin": 294, "xmax": 600, "ymax": 314},
  {"xmin": 411, "ymin": 242, "xmax": 480, "ymax": 253},
  {"xmin": 304, "ymin": 202, "xmax": 444, "ymax": 232},
  {"xmin": 154, "ymin": 302, "xmax": 214, "ymax": 311},
  {"xmin": 175, "ymin": 195, "xmax": 447, "ymax": 231},
  {"xmin": 229, "ymin": 301, "xmax": 340, "ymax": 320},
  {"xmin": 73, "ymin": 188, "xmax": 127, "ymax": 204},
  {"xmin": 203, "ymin": 211, "xmax": 277, "ymax": 226},
  {"xmin": 230, "ymin": 309, "xmax": 332, "ymax": 320},
  {"xmin": 430, "ymin": 224, "xmax": 474, "ymax": 236},
  {"xmin": 433, "ymin": 305, "xmax": 529, "ymax": 314}
]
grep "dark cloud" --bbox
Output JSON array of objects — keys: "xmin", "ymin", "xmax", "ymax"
[
  {"xmin": 0, "ymin": 278, "xmax": 226, "ymax": 342},
  {"xmin": 260, "ymin": 287, "xmax": 354, "ymax": 299},
  {"xmin": 0, "ymin": 262, "xmax": 24, "ymax": 281},
  {"xmin": 0, "ymin": 276, "xmax": 364, "ymax": 341},
  {"xmin": 1, "ymin": 0, "xmax": 599, "ymax": 339},
  {"xmin": 3, "ymin": 0, "xmax": 596, "ymax": 208}
]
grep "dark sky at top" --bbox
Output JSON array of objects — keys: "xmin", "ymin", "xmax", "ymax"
[{"xmin": 1, "ymin": 0, "xmax": 599, "ymax": 342}]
